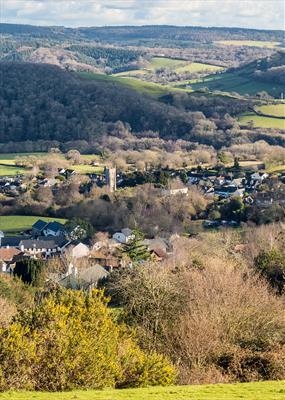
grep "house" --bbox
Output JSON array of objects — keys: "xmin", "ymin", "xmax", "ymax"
[
  {"xmin": 113, "ymin": 228, "xmax": 134, "ymax": 244},
  {"xmin": 42, "ymin": 221, "xmax": 66, "ymax": 237},
  {"xmin": 32, "ymin": 219, "xmax": 48, "ymax": 236},
  {"xmin": 32, "ymin": 220, "xmax": 66, "ymax": 237},
  {"xmin": 0, "ymin": 247, "xmax": 23, "ymax": 272},
  {"xmin": 19, "ymin": 236, "xmax": 70, "ymax": 257},
  {"xmin": 59, "ymin": 263, "xmax": 109, "ymax": 290},
  {"xmin": 68, "ymin": 242, "xmax": 90, "ymax": 259},
  {"xmin": 162, "ymin": 187, "xmax": 188, "ymax": 196},
  {"xmin": 214, "ymin": 185, "xmax": 245, "ymax": 198},
  {"xmin": 90, "ymin": 250, "xmax": 120, "ymax": 271},
  {"xmin": 0, "ymin": 236, "xmax": 23, "ymax": 248},
  {"xmin": 251, "ymin": 172, "xmax": 269, "ymax": 182}
]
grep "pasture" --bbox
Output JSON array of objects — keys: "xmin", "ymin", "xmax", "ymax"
[
  {"xmin": 78, "ymin": 71, "xmax": 173, "ymax": 97},
  {"xmin": 256, "ymin": 103, "xmax": 285, "ymax": 118},
  {"xmin": 148, "ymin": 57, "xmax": 223, "ymax": 74},
  {"xmin": 191, "ymin": 71, "xmax": 283, "ymax": 98},
  {"xmin": 176, "ymin": 62, "xmax": 223, "ymax": 74},
  {"xmin": 113, "ymin": 58, "xmax": 223, "ymax": 82},
  {"xmin": 0, "ymin": 152, "xmax": 105, "ymax": 176},
  {"xmin": 149, "ymin": 56, "xmax": 186, "ymax": 70},
  {"xmin": 215, "ymin": 40, "xmax": 283, "ymax": 49},
  {"xmin": 0, "ymin": 165, "xmax": 26, "ymax": 176},
  {"xmin": 238, "ymin": 114, "xmax": 285, "ymax": 129},
  {"xmin": 0, "ymin": 381, "xmax": 284, "ymax": 400},
  {"xmin": 73, "ymin": 164, "xmax": 104, "ymax": 174},
  {"xmin": 0, "ymin": 153, "xmax": 47, "ymax": 164},
  {"xmin": 0, "ymin": 215, "xmax": 67, "ymax": 234}
]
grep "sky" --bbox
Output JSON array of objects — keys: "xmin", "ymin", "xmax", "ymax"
[{"xmin": 0, "ymin": 0, "xmax": 284, "ymax": 30}]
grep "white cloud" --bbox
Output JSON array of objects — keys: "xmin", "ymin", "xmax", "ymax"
[{"xmin": 0, "ymin": 0, "xmax": 284, "ymax": 30}]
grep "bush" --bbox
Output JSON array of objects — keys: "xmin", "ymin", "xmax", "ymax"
[{"xmin": 0, "ymin": 288, "xmax": 175, "ymax": 391}]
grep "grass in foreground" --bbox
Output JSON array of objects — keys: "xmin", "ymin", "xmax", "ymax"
[
  {"xmin": 0, "ymin": 381, "xmax": 284, "ymax": 400},
  {"xmin": 238, "ymin": 114, "xmax": 285, "ymax": 129},
  {"xmin": 0, "ymin": 215, "xmax": 67, "ymax": 234}
]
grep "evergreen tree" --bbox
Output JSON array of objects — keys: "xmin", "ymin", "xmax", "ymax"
[{"xmin": 122, "ymin": 229, "xmax": 150, "ymax": 264}]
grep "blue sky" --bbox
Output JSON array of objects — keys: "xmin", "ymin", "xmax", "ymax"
[{"xmin": 1, "ymin": 0, "xmax": 284, "ymax": 30}]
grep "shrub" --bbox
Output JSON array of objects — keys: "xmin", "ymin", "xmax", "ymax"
[{"xmin": 0, "ymin": 288, "xmax": 175, "ymax": 391}]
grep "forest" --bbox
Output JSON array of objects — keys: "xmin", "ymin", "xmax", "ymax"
[{"xmin": 0, "ymin": 62, "xmax": 252, "ymax": 146}]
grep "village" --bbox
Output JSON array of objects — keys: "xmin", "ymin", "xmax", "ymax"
[{"xmin": 0, "ymin": 214, "xmax": 175, "ymax": 290}]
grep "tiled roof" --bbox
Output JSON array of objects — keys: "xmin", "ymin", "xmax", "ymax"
[{"xmin": 0, "ymin": 248, "xmax": 22, "ymax": 261}]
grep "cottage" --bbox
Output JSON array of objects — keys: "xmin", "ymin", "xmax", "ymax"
[
  {"xmin": 32, "ymin": 219, "xmax": 48, "ymax": 236},
  {"xmin": 113, "ymin": 228, "xmax": 134, "ymax": 244},
  {"xmin": 42, "ymin": 221, "xmax": 66, "ymax": 237},
  {"xmin": 68, "ymin": 242, "xmax": 90, "ymax": 259},
  {"xmin": 59, "ymin": 263, "xmax": 109, "ymax": 290},
  {"xmin": 0, "ymin": 247, "xmax": 23, "ymax": 272},
  {"xmin": 19, "ymin": 236, "xmax": 70, "ymax": 257}
]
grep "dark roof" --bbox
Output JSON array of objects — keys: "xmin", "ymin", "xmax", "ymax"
[
  {"xmin": 19, "ymin": 235, "xmax": 69, "ymax": 250},
  {"xmin": 1, "ymin": 236, "xmax": 22, "ymax": 247},
  {"xmin": 32, "ymin": 219, "xmax": 48, "ymax": 231},
  {"xmin": 44, "ymin": 221, "xmax": 65, "ymax": 233},
  {"xmin": 20, "ymin": 239, "xmax": 59, "ymax": 250}
]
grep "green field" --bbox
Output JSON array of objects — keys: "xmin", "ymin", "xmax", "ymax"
[
  {"xmin": 0, "ymin": 153, "xmax": 48, "ymax": 166},
  {"xmin": 215, "ymin": 40, "xmax": 283, "ymax": 49},
  {"xmin": 176, "ymin": 62, "xmax": 223, "ymax": 74},
  {"xmin": 78, "ymin": 71, "xmax": 169, "ymax": 97},
  {"xmin": 149, "ymin": 57, "xmax": 187, "ymax": 70},
  {"xmin": 0, "ymin": 152, "xmax": 104, "ymax": 176},
  {"xmin": 0, "ymin": 215, "xmax": 67, "ymax": 234},
  {"xmin": 0, "ymin": 165, "xmax": 27, "ymax": 176},
  {"xmin": 0, "ymin": 381, "xmax": 284, "ymax": 400},
  {"xmin": 191, "ymin": 71, "xmax": 283, "ymax": 97},
  {"xmin": 239, "ymin": 113, "xmax": 285, "ymax": 129},
  {"xmin": 256, "ymin": 103, "xmax": 285, "ymax": 118},
  {"xmin": 266, "ymin": 164, "xmax": 285, "ymax": 173},
  {"xmin": 73, "ymin": 164, "xmax": 104, "ymax": 174},
  {"xmin": 113, "ymin": 58, "xmax": 223, "ymax": 80},
  {"xmin": 77, "ymin": 71, "xmax": 185, "ymax": 97}
]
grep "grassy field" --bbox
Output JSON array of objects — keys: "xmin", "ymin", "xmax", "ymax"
[
  {"xmin": 266, "ymin": 164, "xmax": 285, "ymax": 173},
  {"xmin": 0, "ymin": 215, "xmax": 67, "ymax": 234},
  {"xmin": 238, "ymin": 113, "xmax": 285, "ymax": 129},
  {"xmin": 215, "ymin": 40, "xmax": 283, "ymax": 49},
  {"xmin": 113, "ymin": 58, "xmax": 223, "ymax": 81},
  {"xmin": 77, "ymin": 71, "xmax": 174, "ymax": 97},
  {"xmin": 0, "ymin": 165, "xmax": 27, "ymax": 176},
  {"xmin": 0, "ymin": 381, "xmax": 284, "ymax": 400},
  {"xmin": 256, "ymin": 103, "xmax": 285, "ymax": 118},
  {"xmin": 176, "ymin": 62, "xmax": 223, "ymax": 74},
  {"xmin": 0, "ymin": 153, "xmax": 47, "ymax": 165},
  {"xmin": 191, "ymin": 71, "xmax": 282, "ymax": 97},
  {"xmin": 149, "ymin": 57, "xmax": 186, "ymax": 70},
  {"xmin": 0, "ymin": 152, "xmax": 105, "ymax": 176},
  {"xmin": 73, "ymin": 164, "xmax": 104, "ymax": 174}
]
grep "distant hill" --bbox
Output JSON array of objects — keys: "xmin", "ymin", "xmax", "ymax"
[
  {"xmin": 1, "ymin": 23, "xmax": 283, "ymax": 43},
  {"xmin": 0, "ymin": 23, "xmax": 283, "ymax": 73},
  {"xmin": 191, "ymin": 51, "xmax": 285, "ymax": 97}
]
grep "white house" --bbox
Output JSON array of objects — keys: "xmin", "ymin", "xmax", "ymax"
[
  {"xmin": 113, "ymin": 228, "xmax": 134, "ymax": 244},
  {"xmin": 42, "ymin": 221, "xmax": 66, "ymax": 237},
  {"xmin": 251, "ymin": 172, "xmax": 269, "ymax": 182},
  {"xmin": 69, "ymin": 242, "xmax": 90, "ymax": 259}
]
